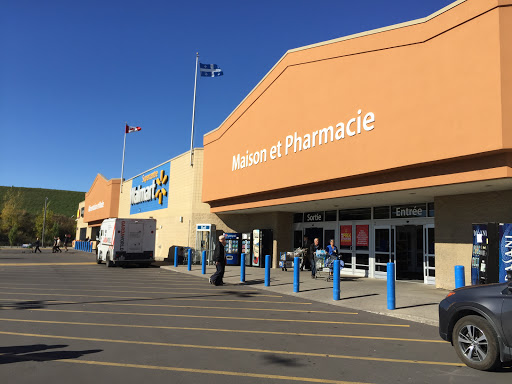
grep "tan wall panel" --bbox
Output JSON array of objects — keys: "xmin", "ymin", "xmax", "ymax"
[{"xmin": 435, "ymin": 189, "xmax": 512, "ymax": 289}]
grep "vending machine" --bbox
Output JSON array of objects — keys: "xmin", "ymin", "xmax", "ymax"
[
  {"xmin": 252, "ymin": 229, "xmax": 273, "ymax": 268},
  {"xmin": 471, "ymin": 223, "xmax": 512, "ymax": 285},
  {"xmin": 241, "ymin": 232, "xmax": 252, "ymax": 267},
  {"xmin": 224, "ymin": 233, "xmax": 241, "ymax": 266}
]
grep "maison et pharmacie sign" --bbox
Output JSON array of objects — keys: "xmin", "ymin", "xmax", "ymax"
[{"xmin": 231, "ymin": 109, "xmax": 375, "ymax": 172}]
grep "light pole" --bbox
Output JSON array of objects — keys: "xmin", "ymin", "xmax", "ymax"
[{"xmin": 42, "ymin": 197, "xmax": 48, "ymax": 247}]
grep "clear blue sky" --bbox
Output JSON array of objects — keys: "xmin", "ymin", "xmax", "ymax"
[{"xmin": 0, "ymin": 0, "xmax": 455, "ymax": 192}]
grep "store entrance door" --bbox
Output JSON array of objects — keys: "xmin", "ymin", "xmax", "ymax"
[
  {"xmin": 395, "ymin": 225, "xmax": 423, "ymax": 280},
  {"xmin": 304, "ymin": 227, "xmax": 323, "ymax": 248}
]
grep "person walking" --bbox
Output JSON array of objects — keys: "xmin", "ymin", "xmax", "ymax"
[
  {"xmin": 63, "ymin": 234, "xmax": 70, "ymax": 252},
  {"xmin": 209, "ymin": 235, "xmax": 227, "ymax": 286},
  {"xmin": 52, "ymin": 237, "xmax": 57, "ymax": 253},
  {"xmin": 309, "ymin": 237, "xmax": 322, "ymax": 278},
  {"xmin": 301, "ymin": 235, "xmax": 311, "ymax": 271},
  {"xmin": 56, "ymin": 237, "xmax": 62, "ymax": 253},
  {"xmin": 33, "ymin": 237, "xmax": 42, "ymax": 253}
]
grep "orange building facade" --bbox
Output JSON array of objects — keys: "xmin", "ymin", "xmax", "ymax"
[
  {"xmin": 203, "ymin": 0, "xmax": 512, "ymax": 289},
  {"xmin": 76, "ymin": 174, "xmax": 121, "ymax": 242}
]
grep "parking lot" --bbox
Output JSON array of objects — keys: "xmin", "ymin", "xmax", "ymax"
[{"xmin": 0, "ymin": 248, "xmax": 510, "ymax": 383}]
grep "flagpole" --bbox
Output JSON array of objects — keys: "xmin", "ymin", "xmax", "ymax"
[
  {"xmin": 190, "ymin": 52, "xmax": 199, "ymax": 166},
  {"xmin": 120, "ymin": 123, "xmax": 127, "ymax": 193}
]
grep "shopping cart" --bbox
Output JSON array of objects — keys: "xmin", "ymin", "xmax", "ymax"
[
  {"xmin": 315, "ymin": 252, "xmax": 345, "ymax": 281},
  {"xmin": 279, "ymin": 248, "xmax": 306, "ymax": 271}
]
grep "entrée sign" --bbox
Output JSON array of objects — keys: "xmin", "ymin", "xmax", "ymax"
[{"xmin": 232, "ymin": 109, "xmax": 375, "ymax": 172}]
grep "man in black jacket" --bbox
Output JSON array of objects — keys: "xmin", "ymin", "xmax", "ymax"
[
  {"xmin": 209, "ymin": 235, "xmax": 227, "ymax": 286},
  {"xmin": 310, "ymin": 238, "xmax": 322, "ymax": 278},
  {"xmin": 33, "ymin": 237, "xmax": 42, "ymax": 253}
]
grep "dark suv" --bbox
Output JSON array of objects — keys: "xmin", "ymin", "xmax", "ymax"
[{"xmin": 439, "ymin": 279, "xmax": 512, "ymax": 370}]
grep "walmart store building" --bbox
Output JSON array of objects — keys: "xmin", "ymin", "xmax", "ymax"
[{"xmin": 78, "ymin": 0, "xmax": 512, "ymax": 290}]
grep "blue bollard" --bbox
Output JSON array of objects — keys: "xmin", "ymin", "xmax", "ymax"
[
  {"xmin": 174, "ymin": 247, "xmax": 178, "ymax": 267},
  {"xmin": 293, "ymin": 256, "xmax": 300, "ymax": 293},
  {"xmin": 455, "ymin": 265, "xmax": 465, "ymax": 288},
  {"xmin": 188, "ymin": 249, "xmax": 192, "ymax": 271},
  {"xmin": 79, "ymin": 241, "xmax": 82, "ymax": 251},
  {"xmin": 265, "ymin": 255, "xmax": 271, "ymax": 286},
  {"xmin": 241, "ymin": 253, "xmax": 246, "ymax": 282},
  {"xmin": 387, "ymin": 262, "xmax": 396, "ymax": 310},
  {"xmin": 202, "ymin": 251, "xmax": 206, "ymax": 275},
  {"xmin": 88, "ymin": 242, "xmax": 91, "ymax": 253},
  {"xmin": 333, "ymin": 260, "xmax": 340, "ymax": 301}
]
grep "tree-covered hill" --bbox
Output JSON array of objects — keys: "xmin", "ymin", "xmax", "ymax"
[{"xmin": 0, "ymin": 186, "xmax": 85, "ymax": 217}]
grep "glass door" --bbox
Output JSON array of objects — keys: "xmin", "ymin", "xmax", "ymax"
[
  {"xmin": 339, "ymin": 223, "xmax": 371, "ymax": 276},
  {"xmin": 374, "ymin": 225, "xmax": 395, "ymax": 279},
  {"xmin": 339, "ymin": 223, "xmax": 354, "ymax": 274},
  {"xmin": 424, "ymin": 224, "xmax": 435, "ymax": 285}
]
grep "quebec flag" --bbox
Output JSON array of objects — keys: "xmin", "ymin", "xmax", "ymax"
[{"xmin": 200, "ymin": 63, "xmax": 224, "ymax": 77}]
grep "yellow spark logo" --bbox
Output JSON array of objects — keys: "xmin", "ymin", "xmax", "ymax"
[{"xmin": 154, "ymin": 169, "xmax": 168, "ymax": 205}]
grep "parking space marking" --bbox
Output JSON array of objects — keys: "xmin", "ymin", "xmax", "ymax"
[
  {"xmin": 0, "ymin": 330, "xmax": 461, "ymax": 366},
  {"xmin": 0, "ymin": 351, "xmax": 370, "ymax": 384},
  {"xmin": 0, "ymin": 263, "xmax": 96, "ymax": 266},
  {"xmin": 0, "ymin": 318, "xmax": 440, "ymax": 342},
  {"xmin": 0, "ymin": 286, "xmax": 281, "ymax": 296},
  {"xmin": 0, "ymin": 292, "xmax": 312, "ymax": 304},
  {"xmin": 0, "ymin": 298, "xmax": 358, "ymax": 315},
  {"xmin": 25, "ymin": 308, "xmax": 409, "ymax": 327}
]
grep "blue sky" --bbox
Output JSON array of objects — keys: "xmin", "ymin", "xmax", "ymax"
[{"xmin": 0, "ymin": 0, "xmax": 455, "ymax": 192}]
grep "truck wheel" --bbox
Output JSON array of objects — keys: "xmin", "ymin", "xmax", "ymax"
[
  {"xmin": 106, "ymin": 253, "xmax": 114, "ymax": 268},
  {"xmin": 96, "ymin": 252, "xmax": 102, "ymax": 264},
  {"xmin": 452, "ymin": 315, "xmax": 500, "ymax": 371}
]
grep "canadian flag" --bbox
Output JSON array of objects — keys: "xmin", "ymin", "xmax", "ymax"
[{"xmin": 125, "ymin": 124, "xmax": 142, "ymax": 134}]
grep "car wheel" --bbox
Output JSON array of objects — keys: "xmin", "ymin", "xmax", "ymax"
[
  {"xmin": 452, "ymin": 315, "xmax": 500, "ymax": 371},
  {"xmin": 106, "ymin": 252, "xmax": 114, "ymax": 268}
]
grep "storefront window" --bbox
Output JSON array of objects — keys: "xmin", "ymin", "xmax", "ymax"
[
  {"xmin": 325, "ymin": 210, "xmax": 337, "ymax": 221},
  {"xmin": 428, "ymin": 202, "xmax": 435, "ymax": 217},
  {"xmin": 373, "ymin": 206, "xmax": 390, "ymax": 219},
  {"xmin": 339, "ymin": 208, "xmax": 371, "ymax": 221},
  {"xmin": 293, "ymin": 213, "xmax": 303, "ymax": 223}
]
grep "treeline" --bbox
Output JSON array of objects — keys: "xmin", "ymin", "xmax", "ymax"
[{"xmin": 0, "ymin": 187, "xmax": 83, "ymax": 246}]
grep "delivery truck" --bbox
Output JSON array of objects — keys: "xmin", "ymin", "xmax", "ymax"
[{"xmin": 96, "ymin": 218, "xmax": 156, "ymax": 267}]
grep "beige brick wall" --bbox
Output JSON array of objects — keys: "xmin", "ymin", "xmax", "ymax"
[
  {"xmin": 435, "ymin": 189, "xmax": 512, "ymax": 289},
  {"xmin": 117, "ymin": 149, "xmax": 293, "ymax": 263}
]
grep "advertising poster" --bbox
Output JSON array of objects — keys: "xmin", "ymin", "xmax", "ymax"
[
  {"xmin": 130, "ymin": 162, "xmax": 171, "ymax": 215},
  {"xmin": 340, "ymin": 225, "xmax": 352, "ymax": 246},
  {"xmin": 499, "ymin": 223, "xmax": 512, "ymax": 283},
  {"xmin": 356, "ymin": 225, "xmax": 369, "ymax": 247}
]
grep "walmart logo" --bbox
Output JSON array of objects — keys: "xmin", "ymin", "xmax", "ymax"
[{"xmin": 154, "ymin": 169, "xmax": 168, "ymax": 204}]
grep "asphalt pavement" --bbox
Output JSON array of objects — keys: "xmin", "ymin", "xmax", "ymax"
[{"xmin": 0, "ymin": 247, "xmax": 510, "ymax": 384}]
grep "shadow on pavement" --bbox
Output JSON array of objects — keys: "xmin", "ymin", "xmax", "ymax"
[
  {"xmin": 341, "ymin": 293, "xmax": 379, "ymax": 300},
  {"xmin": 0, "ymin": 344, "xmax": 102, "ymax": 365},
  {"xmin": 395, "ymin": 302, "xmax": 439, "ymax": 310},
  {"xmin": 261, "ymin": 353, "xmax": 305, "ymax": 367}
]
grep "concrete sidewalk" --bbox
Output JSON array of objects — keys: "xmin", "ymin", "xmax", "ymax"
[{"xmin": 160, "ymin": 264, "xmax": 449, "ymax": 327}]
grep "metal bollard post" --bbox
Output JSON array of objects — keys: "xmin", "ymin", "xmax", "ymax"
[
  {"xmin": 293, "ymin": 256, "xmax": 300, "ymax": 293},
  {"xmin": 454, "ymin": 265, "xmax": 465, "ymax": 289},
  {"xmin": 240, "ymin": 253, "xmax": 246, "ymax": 282},
  {"xmin": 187, "ymin": 249, "xmax": 192, "ymax": 271},
  {"xmin": 202, "ymin": 251, "xmax": 206, "ymax": 275},
  {"xmin": 387, "ymin": 262, "xmax": 396, "ymax": 310},
  {"xmin": 333, "ymin": 260, "xmax": 340, "ymax": 301},
  {"xmin": 265, "ymin": 255, "xmax": 271, "ymax": 286},
  {"xmin": 174, "ymin": 247, "xmax": 178, "ymax": 267}
]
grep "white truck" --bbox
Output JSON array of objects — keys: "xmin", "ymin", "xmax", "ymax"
[{"xmin": 96, "ymin": 218, "xmax": 156, "ymax": 267}]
